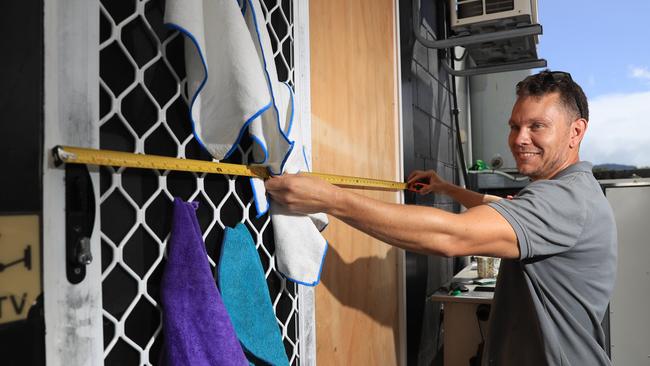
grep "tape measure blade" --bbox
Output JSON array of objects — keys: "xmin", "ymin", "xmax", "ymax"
[
  {"xmin": 305, "ymin": 172, "xmax": 407, "ymax": 191},
  {"xmin": 56, "ymin": 146, "xmax": 405, "ymax": 191},
  {"xmin": 59, "ymin": 146, "xmax": 257, "ymax": 177}
]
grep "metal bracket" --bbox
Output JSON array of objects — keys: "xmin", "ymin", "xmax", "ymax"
[
  {"xmin": 416, "ymin": 24, "xmax": 544, "ymax": 50},
  {"xmin": 65, "ymin": 164, "xmax": 95, "ymax": 284},
  {"xmin": 441, "ymin": 57, "xmax": 547, "ymax": 76}
]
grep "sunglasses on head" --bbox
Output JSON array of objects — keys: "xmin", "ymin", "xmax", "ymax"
[{"xmin": 544, "ymin": 71, "xmax": 584, "ymax": 119}]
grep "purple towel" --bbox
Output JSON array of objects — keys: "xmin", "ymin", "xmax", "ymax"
[{"xmin": 161, "ymin": 198, "xmax": 247, "ymax": 366}]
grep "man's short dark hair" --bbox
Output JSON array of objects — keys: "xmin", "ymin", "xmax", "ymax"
[{"xmin": 516, "ymin": 70, "xmax": 589, "ymax": 121}]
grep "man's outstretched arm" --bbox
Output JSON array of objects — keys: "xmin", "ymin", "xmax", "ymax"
[
  {"xmin": 265, "ymin": 174, "xmax": 519, "ymax": 259},
  {"xmin": 407, "ymin": 170, "xmax": 502, "ymax": 208}
]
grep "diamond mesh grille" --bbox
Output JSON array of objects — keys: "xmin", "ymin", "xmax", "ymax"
[{"xmin": 98, "ymin": 0, "xmax": 300, "ymax": 364}]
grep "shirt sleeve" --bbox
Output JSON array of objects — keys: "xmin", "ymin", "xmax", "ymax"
[{"xmin": 487, "ymin": 178, "xmax": 588, "ymax": 260}]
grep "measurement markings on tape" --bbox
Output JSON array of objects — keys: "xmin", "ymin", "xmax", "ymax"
[{"xmin": 53, "ymin": 146, "xmax": 408, "ymax": 191}]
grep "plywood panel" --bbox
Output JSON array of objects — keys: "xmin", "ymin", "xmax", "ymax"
[{"xmin": 310, "ymin": 0, "xmax": 402, "ymax": 365}]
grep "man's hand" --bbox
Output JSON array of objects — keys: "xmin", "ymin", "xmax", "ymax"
[
  {"xmin": 264, "ymin": 174, "xmax": 339, "ymax": 214},
  {"xmin": 407, "ymin": 170, "xmax": 449, "ymax": 195},
  {"xmin": 407, "ymin": 169, "xmax": 502, "ymax": 207}
]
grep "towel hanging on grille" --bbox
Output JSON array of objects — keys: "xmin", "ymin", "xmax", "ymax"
[
  {"xmin": 247, "ymin": 81, "xmax": 329, "ymax": 286},
  {"xmin": 164, "ymin": 0, "xmax": 293, "ymax": 175},
  {"xmin": 160, "ymin": 198, "xmax": 248, "ymax": 366},
  {"xmin": 218, "ymin": 223, "xmax": 289, "ymax": 366},
  {"xmin": 259, "ymin": 103, "xmax": 330, "ymax": 286},
  {"xmin": 165, "ymin": 0, "xmax": 329, "ymax": 286},
  {"xmin": 238, "ymin": 0, "xmax": 329, "ymax": 286}
]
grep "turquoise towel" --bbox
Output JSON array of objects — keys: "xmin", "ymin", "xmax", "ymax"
[{"xmin": 218, "ymin": 223, "xmax": 289, "ymax": 366}]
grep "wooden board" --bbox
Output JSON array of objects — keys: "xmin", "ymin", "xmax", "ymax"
[{"xmin": 310, "ymin": 0, "xmax": 402, "ymax": 364}]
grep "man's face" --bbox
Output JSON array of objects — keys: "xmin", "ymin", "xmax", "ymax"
[{"xmin": 508, "ymin": 93, "xmax": 577, "ymax": 180}]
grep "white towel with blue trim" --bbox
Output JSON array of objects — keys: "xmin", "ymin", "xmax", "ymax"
[
  {"xmin": 266, "ymin": 87, "xmax": 329, "ymax": 286},
  {"xmin": 165, "ymin": 0, "xmax": 328, "ymax": 286},
  {"xmin": 164, "ymin": 0, "xmax": 292, "ymax": 170}
]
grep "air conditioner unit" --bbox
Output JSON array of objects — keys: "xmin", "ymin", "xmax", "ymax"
[
  {"xmin": 447, "ymin": 0, "xmax": 540, "ymax": 67},
  {"xmin": 449, "ymin": 0, "xmax": 538, "ymax": 32}
]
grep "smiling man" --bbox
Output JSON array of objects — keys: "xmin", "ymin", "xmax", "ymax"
[{"xmin": 265, "ymin": 70, "xmax": 617, "ymax": 365}]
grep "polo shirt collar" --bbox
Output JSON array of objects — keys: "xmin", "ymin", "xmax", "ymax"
[{"xmin": 552, "ymin": 161, "xmax": 593, "ymax": 180}]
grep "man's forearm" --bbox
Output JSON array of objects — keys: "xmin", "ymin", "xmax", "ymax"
[{"xmin": 441, "ymin": 183, "xmax": 501, "ymax": 208}]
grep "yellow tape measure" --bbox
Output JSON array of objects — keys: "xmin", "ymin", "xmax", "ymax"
[{"xmin": 53, "ymin": 146, "xmax": 408, "ymax": 191}]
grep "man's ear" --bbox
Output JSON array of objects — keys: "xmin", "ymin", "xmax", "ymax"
[{"xmin": 569, "ymin": 118, "xmax": 588, "ymax": 148}]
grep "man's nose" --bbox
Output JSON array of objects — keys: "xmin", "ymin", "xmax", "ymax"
[{"xmin": 513, "ymin": 128, "xmax": 531, "ymax": 146}]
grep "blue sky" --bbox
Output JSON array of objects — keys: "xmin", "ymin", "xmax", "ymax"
[{"xmin": 537, "ymin": 0, "xmax": 650, "ymax": 167}]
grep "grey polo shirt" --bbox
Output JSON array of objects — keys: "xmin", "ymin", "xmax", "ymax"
[{"xmin": 483, "ymin": 162, "xmax": 617, "ymax": 365}]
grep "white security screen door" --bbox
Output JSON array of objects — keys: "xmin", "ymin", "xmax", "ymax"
[{"xmin": 43, "ymin": 1, "xmax": 314, "ymax": 365}]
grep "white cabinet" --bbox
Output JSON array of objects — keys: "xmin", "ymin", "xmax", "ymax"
[{"xmin": 604, "ymin": 181, "xmax": 650, "ymax": 365}]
